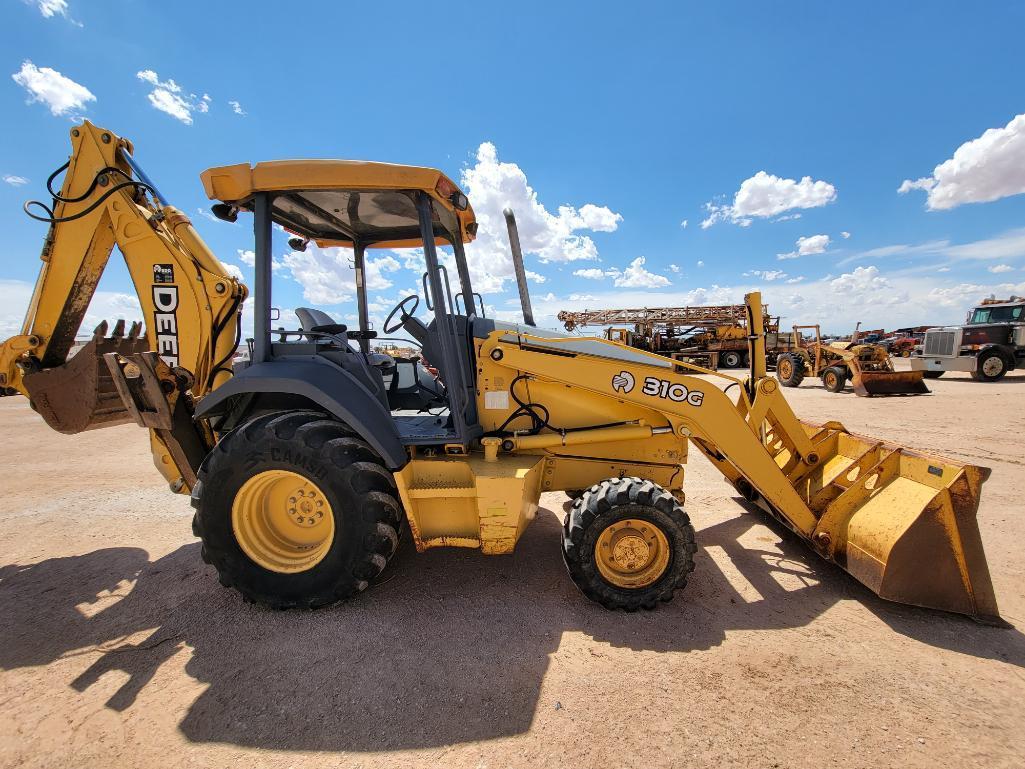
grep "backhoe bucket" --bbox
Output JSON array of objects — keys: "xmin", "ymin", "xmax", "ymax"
[
  {"xmin": 766, "ymin": 422, "xmax": 1000, "ymax": 622},
  {"xmin": 851, "ymin": 369, "xmax": 930, "ymax": 396},
  {"xmin": 22, "ymin": 321, "xmax": 148, "ymax": 434}
]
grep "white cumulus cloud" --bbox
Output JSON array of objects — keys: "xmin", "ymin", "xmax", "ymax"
[
  {"xmin": 989, "ymin": 264, "xmax": 1015, "ymax": 274},
  {"xmin": 575, "ymin": 203, "xmax": 622, "ymax": 232},
  {"xmin": 743, "ymin": 269, "xmax": 787, "ymax": 281},
  {"xmin": 229, "ymin": 99, "xmax": 246, "ymax": 116},
  {"xmin": 3, "ymin": 174, "xmax": 29, "ymax": 186},
  {"xmin": 898, "ymin": 113, "xmax": 1025, "ymax": 210},
  {"xmin": 613, "ymin": 257, "xmax": 671, "ymax": 288},
  {"xmin": 778, "ymin": 233, "xmax": 831, "ymax": 260},
  {"xmin": 30, "ymin": 0, "xmax": 80, "ymax": 23},
  {"xmin": 829, "ymin": 265, "xmax": 891, "ymax": 296},
  {"xmin": 525, "ymin": 270, "xmax": 546, "ymax": 284},
  {"xmin": 277, "ymin": 244, "xmax": 401, "ymax": 305},
  {"xmin": 460, "ymin": 142, "xmax": 622, "ymax": 293},
  {"xmin": 701, "ymin": 171, "xmax": 836, "ymax": 228},
  {"xmin": 573, "ymin": 268, "xmax": 604, "ymax": 280},
  {"xmin": 136, "ymin": 70, "xmax": 208, "ymax": 125},
  {"xmin": 35, "ymin": 0, "xmax": 68, "ymax": 16},
  {"xmin": 12, "ymin": 61, "xmax": 94, "ymax": 117}
]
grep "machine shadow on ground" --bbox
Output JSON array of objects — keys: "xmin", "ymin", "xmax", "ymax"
[{"xmin": 1, "ymin": 503, "xmax": 1021, "ymax": 752}]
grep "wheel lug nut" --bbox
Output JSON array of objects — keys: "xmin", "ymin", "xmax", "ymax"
[{"xmin": 289, "ymin": 497, "xmax": 296, "ymax": 504}]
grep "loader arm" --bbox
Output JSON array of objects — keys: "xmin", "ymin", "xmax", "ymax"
[
  {"xmin": 480, "ymin": 292, "xmax": 999, "ymax": 622},
  {"xmin": 0, "ymin": 121, "xmax": 246, "ymax": 492}
]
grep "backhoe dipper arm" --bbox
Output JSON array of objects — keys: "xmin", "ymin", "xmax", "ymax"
[{"xmin": 0, "ymin": 121, "xmax": 246, "ymax": 491}]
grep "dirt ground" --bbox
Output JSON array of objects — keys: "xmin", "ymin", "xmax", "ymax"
[{"xmin": 1, "ymin": 366, "xmax": 1023, "ymax": 769}]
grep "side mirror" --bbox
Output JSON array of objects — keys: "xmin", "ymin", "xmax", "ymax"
[
  {"xmin": 288, "ymin": 236, "xmax": 309, "ymax": 252},
  {"xmin": 211, "ymin": 203, "xmax": 238, "ymax": 223}
]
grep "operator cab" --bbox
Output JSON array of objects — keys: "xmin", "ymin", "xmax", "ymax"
[{"xmin": 199, "ymin": 159, "xmax": 485, "ymax": 454}]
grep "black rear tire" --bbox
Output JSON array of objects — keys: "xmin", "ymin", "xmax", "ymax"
[
  {"xmin": 922, "ymin": 371, "xmax": 944, "ymax": 379},
  {"xmin": 776, "ymin": 353, "xmax": 806, "ymax": 387},
  {"xmin": 562, "ymin": 477, "xmax": 696, "ymax": 611},
  {"xmin": 192, "ymin": 410, "xmax": 402, "ymax": 609},
  {"xmin": 821, "ymin": 365, "xmax": 847, "ymax": 393}
]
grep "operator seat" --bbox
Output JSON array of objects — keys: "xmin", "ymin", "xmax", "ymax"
[
  {"xmin": 295, "ymin": 307, "xmax": 392, "ymax": 410},
  {"xmin": 295, "ymin": 307, "xmax": 345, "ymax": 338}
]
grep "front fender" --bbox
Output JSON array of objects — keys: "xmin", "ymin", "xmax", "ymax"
[{"xmin": 195, "ymin": 358, "xmax": 406, "ymax": 469}]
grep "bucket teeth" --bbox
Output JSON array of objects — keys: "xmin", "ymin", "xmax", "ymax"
[
  {"xmin": 90, "ymin": 318, "xmax": 144, "ymax": 346},
  {"xmin": 23, "ymin": 323, "xmax": 150, "ymax": 434}
]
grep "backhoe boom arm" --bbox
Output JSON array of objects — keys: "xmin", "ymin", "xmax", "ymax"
[{"xmin": 0, "ymin": 122, "xmax": 246, "ymax": 491}]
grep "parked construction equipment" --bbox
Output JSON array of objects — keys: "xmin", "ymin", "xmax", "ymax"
[
  {"xmin": 776, "ymin": 324, "xmax": 930, "ymax": 396},
  {"xmin": 557, "ymin": 304, "xmax": 796, "ymax": 369},
  {"xmin": 0, "ymin": 122, "xmax": 999, "ymax": 622}
]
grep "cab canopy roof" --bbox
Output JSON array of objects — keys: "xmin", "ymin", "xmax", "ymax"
[{"xmin": 200, "ymin": 159, "xmax": 476, "ymax": 250}]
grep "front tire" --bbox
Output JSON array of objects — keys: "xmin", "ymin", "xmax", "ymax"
[
  {"xmin": 192, "ymin": 411, "xmax": 402, "ymax": 609},
  {"xmin": 821, "ymin": 365, "xmax": 847, "ymax": 393},
  {"xmin": 562, "ymin": 477, "xmax": 696, "ymax": 610},
  {"xmin": 972, "ymin": 350, "xmax": 1008, "ymax": 382}
]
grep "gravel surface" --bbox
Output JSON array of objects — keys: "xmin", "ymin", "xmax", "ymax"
[{"xmin": 1, "ymin": 367, "xmax": 1023, "ymax": 769}]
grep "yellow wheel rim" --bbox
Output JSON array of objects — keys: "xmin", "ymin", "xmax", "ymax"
[
  {"xmin": 779, "ymin": 358, "xmax": 793, "ymax": 379},
  {"xmin": 231, "ymin": 470, "xmax": 335, "ymax": 574},
  {"xmin": 824, "ymin": 371, "xmax": 839, "ymax": 389},
  {"xmin": 595, "ymin": 518, "xmax": 671, "ymax": 589}
]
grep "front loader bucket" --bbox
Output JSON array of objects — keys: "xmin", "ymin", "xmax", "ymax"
[
  {"xmin": 851, "ymin": 369, "xmax": 930, "ymax": 397},
  {"xmin": 765, "ymin": 422, "xmax": 1000, "ymax": 623},
  {"xmin": 22, "ymin": 320, "xmax": 148, "ymax": 434}
]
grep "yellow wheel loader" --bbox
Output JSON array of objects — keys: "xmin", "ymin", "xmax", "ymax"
[
  {"xmin": 776, "ymin": 324, "xmax": 930, "ymax": 397},
  {"xmin": 0, "ymin": 122, "xmax": 1001, "ymax": 621}
]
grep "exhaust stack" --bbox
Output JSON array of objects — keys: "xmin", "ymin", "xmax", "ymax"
[{"xmin": 504, "ymin": 208, "xmax": 535, "ymax": 327}]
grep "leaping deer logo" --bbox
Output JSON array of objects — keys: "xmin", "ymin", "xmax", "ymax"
[{"xmin": 611, "ymin": 370, "xmax": 635, "ymax": 393}]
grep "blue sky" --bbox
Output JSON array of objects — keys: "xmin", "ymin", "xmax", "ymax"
[{"xmin": 2, "ymin": 0, "xmax": 1024, "ymax": 337}]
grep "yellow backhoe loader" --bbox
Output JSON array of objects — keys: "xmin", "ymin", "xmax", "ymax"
[{"xmin": 0, "ymin": 122, "xmax": 1001, "ymax": 622}]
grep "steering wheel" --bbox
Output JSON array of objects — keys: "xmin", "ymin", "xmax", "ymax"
[{"xmin": 383, "ymin": 294, "xmax": 421, "ymax": 334}]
